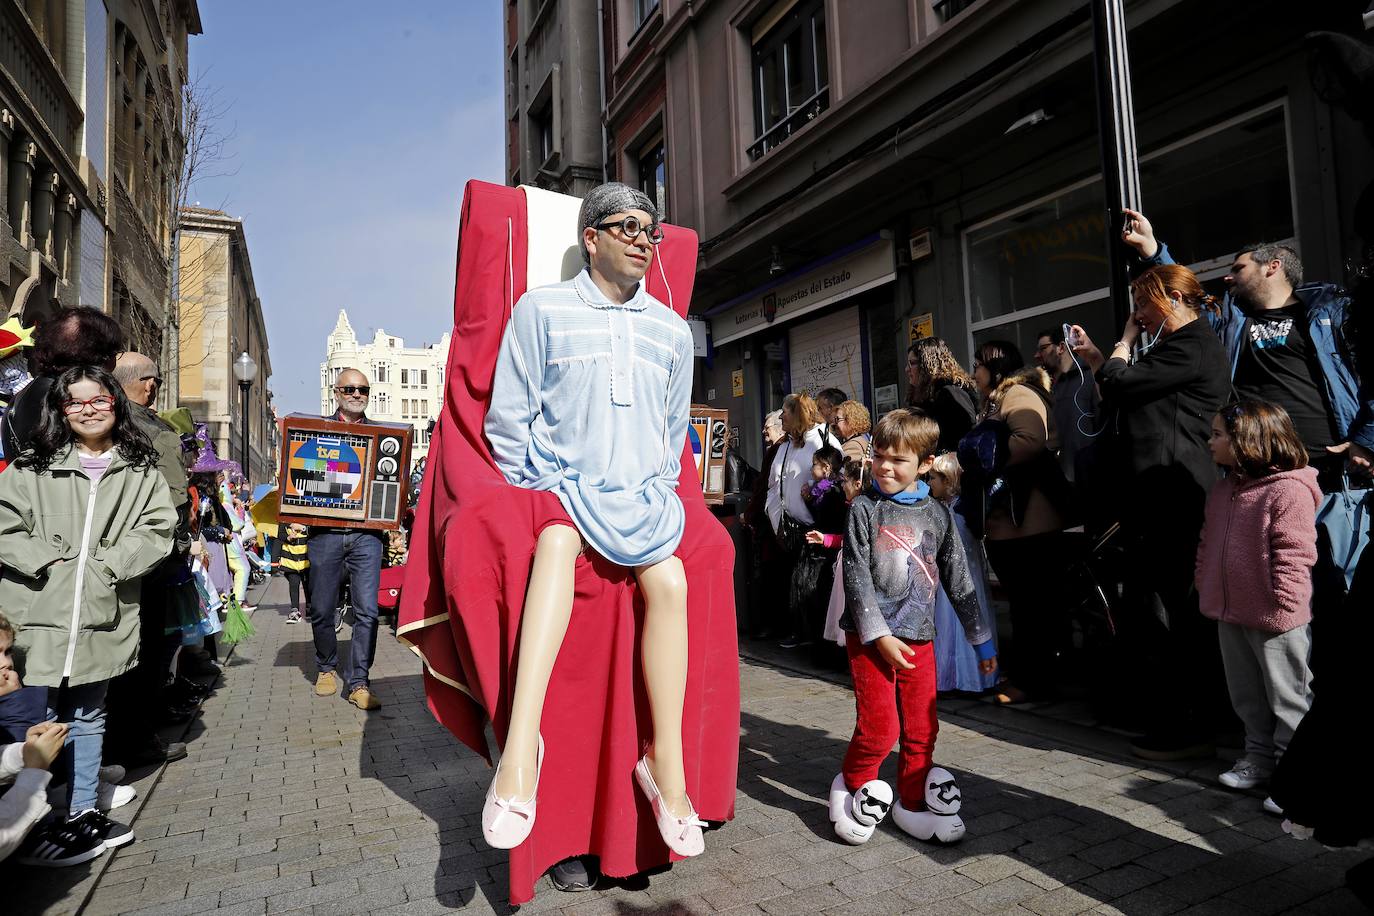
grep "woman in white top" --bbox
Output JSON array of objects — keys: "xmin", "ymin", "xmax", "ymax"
[{"xmin": 765, "ymin": 393, "xmax": 832, "ymax": 647}]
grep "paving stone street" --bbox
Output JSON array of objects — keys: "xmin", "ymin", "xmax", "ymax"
[{"xmin": 14, "ymin": 576, "xmax": 1371, "ymax": 915}]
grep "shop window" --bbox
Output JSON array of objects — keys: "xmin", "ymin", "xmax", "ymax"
[
  {"xmin": 747, "ymin": 0, "xmax": 828, "ymax": 161},
  {"xmin": 638, "ymin": 138, "xmax": 667, "ymax": 219},
  {"xmin": 963, "ymin": 103, "xmax": 1294, "ymax": 363}
]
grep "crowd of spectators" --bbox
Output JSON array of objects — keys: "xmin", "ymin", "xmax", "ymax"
[
  {"xmin": 0, "ymin": 306, "xmax": 273, "ymax": 868},
  {"xmin": 740, "ymin": 211, "xmax": 1372, "ymax": 851}
]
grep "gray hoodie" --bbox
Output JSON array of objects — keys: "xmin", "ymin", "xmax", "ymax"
[{"xmin": 841, "ymin": 489, "xmax": 991, "ymax": 648}]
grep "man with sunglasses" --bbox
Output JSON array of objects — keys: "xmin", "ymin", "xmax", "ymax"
[{"xmin": 308, "ymin": 368, "xmax": 385, "ymax": 710}]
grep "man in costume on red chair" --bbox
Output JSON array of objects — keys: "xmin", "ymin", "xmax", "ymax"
[{"xmin": 397, "ymin": 180, "xmax": 739, "ymax": 904}]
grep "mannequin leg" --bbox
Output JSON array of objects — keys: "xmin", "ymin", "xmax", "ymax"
[
  {"xmin": 494, "ymin": 524, "xmax": 582, "ymax": 801},
  {"xmin": 635, "ymin": 556, "xmax": 691, "ymax": 818}
]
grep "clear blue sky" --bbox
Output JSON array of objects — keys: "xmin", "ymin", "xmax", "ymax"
[{"xmin": 190, "ymin": 2, "xmax": 504, "ymax": 413}]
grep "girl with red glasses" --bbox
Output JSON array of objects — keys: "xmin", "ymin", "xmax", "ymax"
[{"xmin": 0, "ymin": 365, "xmax": 175, "ymax": 865}]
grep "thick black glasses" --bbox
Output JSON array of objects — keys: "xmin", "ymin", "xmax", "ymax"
[
  {"xmin": 595, "ymin": 215, "xmax": 664, "ymax": 245},
  {"xmin": 336, "ymin": 385, "xmax": 371, "ymax": 396}
]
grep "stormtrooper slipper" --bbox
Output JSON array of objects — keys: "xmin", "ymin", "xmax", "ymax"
[
  {"xmin": 829, "ymin": 774, "xmax": 893, "ymax": 845},
  {"xmin": 893, "ymin": 766, "xmax": 966, "ymax": 844}
]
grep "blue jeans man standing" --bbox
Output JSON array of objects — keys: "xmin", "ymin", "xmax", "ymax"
[
  {"xmin": 309, "ymin": 529, "xmax": 384, "ymax": 709},
  {"xmin": 310, "ymin": 368, "xmax": 386, "ymax": 710}
]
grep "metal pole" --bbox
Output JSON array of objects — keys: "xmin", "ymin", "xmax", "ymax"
[
  {"xmin": 239, "ymin": 381, "xmax": 251, "ymax": 481},
  {"xmin": 1091, "ymin": 0, "xmax": 1142, "ymax": 324}
]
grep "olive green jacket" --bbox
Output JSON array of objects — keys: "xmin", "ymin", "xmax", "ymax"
[{"xmin": 0, "ymin": 446, "xmax": 176, "ymax": 687}]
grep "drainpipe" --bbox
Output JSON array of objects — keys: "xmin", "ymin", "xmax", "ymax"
[{"xmin": 596, "ymin": 0, "xmax": 608, "ymax": 181}]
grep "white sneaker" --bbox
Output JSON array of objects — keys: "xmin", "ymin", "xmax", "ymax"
[
  {"xmin": 1219, "ymin": 759, "xmax": 1272, "ymax": 790},
  {"xmin": 827, "ymin": 775, "xmax": 893, "ymax": 845},
  {"xmin": 1263, "ymin": 796, "xmax": 1284, "ymax": 817},
  {"xmin": 47, "ymin": 780, "xmax": 136, "ymax": 812},
  {"xmin": 833, "ymin": 794, "xmax": 878, "ymax": 845},
  {"xmin": 891, "ymin": 766, "xmax": 966, "ymax": 844},
  {"xmin": 892, "ymin": 800, "xmax": 966, "ymax": 843},
  {"xmin": 99, "ymin": 782, "xmax": 137, "ymax": 812}
]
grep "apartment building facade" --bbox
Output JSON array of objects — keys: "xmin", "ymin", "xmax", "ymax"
[
  {"xmin": 177, "ymin": 206, "xmax": 275, "ymax": 484},
  {"xmin": 506, "ymin": 0, "xmax": 1373, "ymax": 469},
  {"xmin": 320, "ymin": 309, "xmax": 451, "ymax": 466}
]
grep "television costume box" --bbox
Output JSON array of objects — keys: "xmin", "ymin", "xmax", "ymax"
[
  {"xmin": 689, "ymin": 406, "xmax": 729, "ymax": 505},
  {"xmin": 277, "ymin": 414, "xmax": 412, "ymax": 530}
]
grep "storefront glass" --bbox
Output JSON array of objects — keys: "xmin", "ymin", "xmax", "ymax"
[{"xmin": 963, "ymin": 103, "xmax": 1294, "ymax": 363}]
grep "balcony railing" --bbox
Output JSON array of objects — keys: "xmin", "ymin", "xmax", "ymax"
[{"xmin": 746, "ymin": 85, "xmax": 830, "ymax": 162}]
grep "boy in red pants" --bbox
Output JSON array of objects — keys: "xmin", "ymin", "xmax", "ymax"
[{"xmin": 830, "ymin": 409, "xmax": 997, "ymax": 845}]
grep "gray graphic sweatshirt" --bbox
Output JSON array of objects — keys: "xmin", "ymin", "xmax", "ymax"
[{"xmin": 840, "ymin": 489, "xmax": 992, "ymax": 648}]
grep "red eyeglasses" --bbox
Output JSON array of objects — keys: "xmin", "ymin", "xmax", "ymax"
[{"xmin": 61, "ymin": 396, "xmax": 116, "ymax": 415}]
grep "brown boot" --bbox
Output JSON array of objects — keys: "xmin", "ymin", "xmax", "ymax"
[
  {"xmin": 346, "ymin": 686, "xmax": 380, "ymax": 710},
  {"xmin": 314, "ymin": 671, "xmax": 341, "ymax": 697}
]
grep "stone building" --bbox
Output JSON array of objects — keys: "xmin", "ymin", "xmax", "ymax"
[
  {"xmin": 2, "ymin": 0, "xmax": 201, "ymax": 405},
  {"xmin": 1, "ymin": 1, "xmax": 101, "ymax": 323},
  {"xmin": 507, "ymin": 0, "xmax": 1374, "ymax": 469},
  {"xmin": 503, "ymin": 0, "xmax": 605, "ymax": 195},
  {"xmin": 319, "ymin": 309, "xmax": 450, "ymax": 465},
  {"xmin": 177, "ymin": 206, "xmax": 275, "ymax": 485},
  {"xmin": 104, "ymin": 0, "xmax": 202, "ymax": 404}
]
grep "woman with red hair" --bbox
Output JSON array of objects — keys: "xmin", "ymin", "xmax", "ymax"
[{"xmin": 1070, "ymin": 264, "xmax": 1232, "ymax": 761}]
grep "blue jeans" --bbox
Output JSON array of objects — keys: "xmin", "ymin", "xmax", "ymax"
[
  {"xmin": 46, "ymin": 680, "xmax": 109, "ymax": 814},
  {"xmin": 308, "ymin": 530, "xmax": 383, "ymax": 691}
]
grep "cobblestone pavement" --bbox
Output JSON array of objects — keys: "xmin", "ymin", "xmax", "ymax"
[{"xmin": 26, "ymin": 576, "xmax": 1370, "ymax": 915}]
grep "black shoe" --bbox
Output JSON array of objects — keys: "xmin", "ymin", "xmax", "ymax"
[
  {"xmin": 167, "ymin": 676, "xmax": 212, "ymax": 703},
  {"xmin": 548, "ymin": 855, "xmax": 598, "ymax": 892},
  {"xmin": 1129, "ymin": 732, "xmax": 1215, "ymax": 762},
  {"xmin": 67, "ymin": 809, "xmax": 134, "ymax": 849},
  {"xmin": 778, "ymin": 636, "xmax": 811, "ymax": 649},
  {"xmin": 16, "ymin": 818, "xmax": 106, "ymax": 867},
  {"xmin": 114, "ymin": 734, "xmax": 188, "ymax": 768},
  {"xmin": 179, "ymin": 654, "xmax": 222, "ymax": 678}
]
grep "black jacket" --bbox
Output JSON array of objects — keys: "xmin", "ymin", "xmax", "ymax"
[
  {"xmin": 1, "ymin": 376, "xmax": 53, "ymax": 461},
  {"xmin": 1096, "ymin": 319, "xmax": 1232, "ymax": 532},
  {"xmin": 913, "ymin": 382, "xmax": 977, "ymax": 454}
]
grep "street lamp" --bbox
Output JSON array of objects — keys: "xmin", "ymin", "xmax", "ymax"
[{"xmin": 232, "ymin": 351, "xmax": 258, "ymax": 481}]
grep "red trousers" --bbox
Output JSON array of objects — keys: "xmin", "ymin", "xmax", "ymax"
[{"xmin": 842, "ymin": 633, "xmax": 938, "ymax": 809}]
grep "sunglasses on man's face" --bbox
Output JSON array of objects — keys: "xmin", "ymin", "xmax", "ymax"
[
  {"xmin": 336, "ymin": 385, "xmax": 370, "ymax": 396},
  {"xmin": 140, "ymin": 374, "xmax": 163, "ymax": 387}
]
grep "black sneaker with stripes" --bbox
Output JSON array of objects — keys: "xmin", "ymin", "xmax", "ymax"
[
  {"xmin": 16, "ymin": 818, "xmax": 105, "ymax": 867},
  {"xmin": 67, "ymin": 808, "xmax": 134, "ymax": 849}
]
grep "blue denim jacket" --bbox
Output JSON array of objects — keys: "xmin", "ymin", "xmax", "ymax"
[{"xmin": 1149, "ymin": 242, "xmax": 1373, "ymax": 452}]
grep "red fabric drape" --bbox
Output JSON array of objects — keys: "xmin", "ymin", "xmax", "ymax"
[{"xmin": 397, "ymin": 180, "xmax": 739, "ymax": 904}]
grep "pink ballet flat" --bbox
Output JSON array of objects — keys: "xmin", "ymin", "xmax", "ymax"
[
  {"xmin": 634, "ymin": 754, "xmax": 707, "ymax": 857},
  {"xmin": 482, "ymin": 735, "xmax": 543, "ymax": 849}
]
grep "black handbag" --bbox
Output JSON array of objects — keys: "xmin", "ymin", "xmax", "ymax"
[{"xmin": 775, "ymin": 511, "xmax": 807, "ymax": 555}]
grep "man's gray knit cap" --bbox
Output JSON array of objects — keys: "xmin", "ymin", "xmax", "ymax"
[{"xmin": 578, "ymin": 182, "xmax": 660, "ymax": 264}]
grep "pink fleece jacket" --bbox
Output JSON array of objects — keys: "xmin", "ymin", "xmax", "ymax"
[{"xmin": 1195, "ymin": 466, "xmax": 1320, "ymax": 634}]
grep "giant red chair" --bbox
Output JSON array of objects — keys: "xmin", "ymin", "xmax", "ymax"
[{"xmin": 398, "ymin": 181, "xmax": 739, "ymax": 904}]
